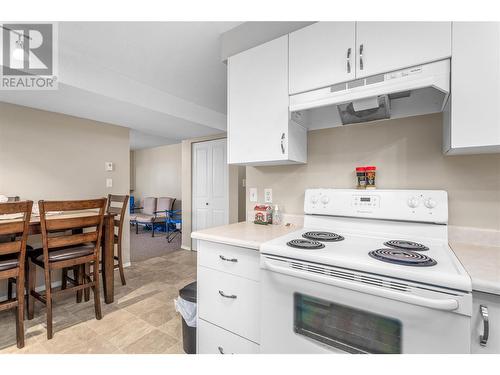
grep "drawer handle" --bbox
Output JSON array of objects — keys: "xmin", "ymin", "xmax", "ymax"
[
  {"xmin": 219, "ymin": 255, "xmax": 238, "ymax": 263},
  {"xmin": 219, "ymin": 290, "xmax": 237, "ymax": 299},
  {"xmin": 218, "ymin": 346, "xmax": 224, "ymax": 354},
  {"xmin": 480, "ymin": 305, "xmax": 489, "ymax": 346}
]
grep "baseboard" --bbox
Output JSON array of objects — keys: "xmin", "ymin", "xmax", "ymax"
[{"xmin": 181, "ymin": 245, "xmax": 192, "ymax": 251}]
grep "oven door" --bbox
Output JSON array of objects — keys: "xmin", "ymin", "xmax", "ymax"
[{"xmin": 260, "ymin": 255, "xmax": 471, "ymax": 354}]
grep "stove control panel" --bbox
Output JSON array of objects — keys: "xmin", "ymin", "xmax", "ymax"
[{"xmin": 304, "ymin": 189, "xmax": 448, "ymax": 224}]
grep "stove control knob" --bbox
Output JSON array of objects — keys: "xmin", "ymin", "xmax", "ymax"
[
  {"xmin": 407, "ymin": 197, "xmax": 420, "ymax": 208},
  {"xmin": 321, "ymin": 196, "xmax": 330, "ymax": 205},
  {"xmin": 424, "ymin": 198, "xmax": 437, "ymax": 209},
  {"xmin": 311, "ymin": 196, "xmax": 319, "ymax": 204}
]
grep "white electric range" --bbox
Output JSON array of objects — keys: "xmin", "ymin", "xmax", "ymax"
[{"xmin": 260, "ymin": 189, "xmax": 472, "ymax": 354}]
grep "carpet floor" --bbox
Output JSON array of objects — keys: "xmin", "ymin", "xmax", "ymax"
[{"xmin": 130, "ymin": 226, "xmax": 182, "ymax": 262}]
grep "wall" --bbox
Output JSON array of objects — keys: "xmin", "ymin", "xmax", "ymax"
[
  {"xmin": 131, "ymin": 143, "xmax": 182, "ymax": 210},
  {"xmin": 181, "ymin": 134, "xmax": 243, "ymax": 250},
  {"xmin": 246, "ymin": 113, "xmax": 500, "ymax": 231},
  {"xmin": 0, "ymin": 102, "xmax": 130, "ymax": 292}
]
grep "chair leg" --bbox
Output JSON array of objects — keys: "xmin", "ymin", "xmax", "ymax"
[
  {"xmin": 27, "ymin": 260, "xmax": 35, "ymax": 320},
  {"xmin": 136, "ymin": 222, "xmax": 138, "ymax": 234},
  {"xmin": 92, "ymin": 262, "xmax": 102, "ymax": 320},
  {"xmin": 7, "ymin": 279, "xmax": 13, "ymax": 300},
  {"xmin": 16, "ymin": 275, "xmax": 25, "ymax": 349},
  {"xmin": 24, "ymin": 261, "xmax": 29, "ymax": 317},
  {"xmin": 84, "ymin": 263, "xmax": 90, "ymax": 302},
  {"xmin": 117, "ymin": 242, "xmax": 126, "ymax": 286},
  {"xmin": 44, "ymin": 268, "xmax": 53, "ymax": 340},
  {"xmin": 76, "ymin": 265, "xmax": 83, "ymax": 303},
  {"xmin": 61, "ymin": 268, "xmax": 68, "ymax": 290}
]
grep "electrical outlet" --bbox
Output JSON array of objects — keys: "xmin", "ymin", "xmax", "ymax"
[
  {"xmin": 264, "ymin": 188, "xmax": 273, "ymax": 203},
  {"xmin": 106, "ymin": 178, "xmax": 113, "ymax": 188},
  {"xmin": 249, "ymin": 188, "xmax": 258, "ymax": 202}
]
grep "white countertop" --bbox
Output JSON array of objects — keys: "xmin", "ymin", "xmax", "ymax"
[
  {"xmin": 451, "ymin": 242, "xmax": 500, "ymax": 295},
  {"xmin": 192, "ymin": 222, "xmax": 500, "ymax": 295},
  {"xmin": 191, "ymin": 221, "xmax": 299, "ymax": 250}
]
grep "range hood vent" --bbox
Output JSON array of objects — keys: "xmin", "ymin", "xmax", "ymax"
[{"xmin": 290, "ymin": 59, "xmax": 450, "ymax": 130}]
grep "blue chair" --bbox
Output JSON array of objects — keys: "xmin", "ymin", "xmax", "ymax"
[{"xmin": 165, "ymin": 209, "xmax": 182, "ymax": 243}]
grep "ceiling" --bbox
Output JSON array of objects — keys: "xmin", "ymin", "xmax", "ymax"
[{"xmin": 0, "ymin": 22, "xmax": 240, "ymax": 149}]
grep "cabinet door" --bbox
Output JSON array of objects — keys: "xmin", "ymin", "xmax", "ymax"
[
  {"xmin": 228, "ymin": 36, "xmax": 289, "ymax": 164},
  {"xmin": 355, "ymin": 22, "xmax": 451, "ymax": 78},
  {"xmin": 471, "ymin": 291, "xmax": 500, "ymax": 353},
  {"xmin": 289, "ymin": 22, "xmax": 356, "ymax": 94},
  {"xmin": 198, "ymin": 319, "xmax": 260, "ymax": 354},
  {"xmin": 444, "ymin": 22, "xmax": 500, "ymax": 154}
]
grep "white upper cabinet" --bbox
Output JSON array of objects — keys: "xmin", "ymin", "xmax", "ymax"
[
  {"xmin": 228, "ymin": 35, "xmax": 307, "ymax": 165},
  {"xmin": 444, "ymin": 22, "xmax": 500, "ymax": 154},
  {"xmin": 355, "ymin": 22, "xmax": 452, "ymax": 78},
  {"xmin": 289, "ymin": 22, "xmax": 356, "ymax": 95}
]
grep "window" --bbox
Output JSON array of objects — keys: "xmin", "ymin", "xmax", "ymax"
[{"xmin": 294, "ymin": 293, "xmax": 402, "ymax": 354}]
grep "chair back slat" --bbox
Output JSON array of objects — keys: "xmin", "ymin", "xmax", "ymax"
[
  {"xmin": 47, "ymin": 232, "xmax": 98, "ymax": 249},
  {"xmin": 39, "ymin": 199, "xmax": 106, "ymax": 260},
  {"xmin": 109, "ymin": 194, "xmax": 127, "ymax": 203},
  {"xmin": 108, "ymin": 206, "xmax": 122, "ymax": 215},
  {"xmin": 0, "ymin": 241, "xmax": 22, "ymax": 256},
  {"xmin": 0, "ymin": 221, "xmax": 24, "ymax": 236},
  {"xmin": 45, "ymin": 215, "xmax": 101, "ymax": 231},
  {"xmin": 42, "ymin": 199, "xmax": 105, "ymax": 212},
  {"xmin": 0, "ymin": 202, "xmax": 31, "ymax": 215}
]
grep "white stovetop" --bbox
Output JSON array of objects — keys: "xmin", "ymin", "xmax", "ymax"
[{"xmin": 261, "ymin": 227, "xmax": 471, "ymax": 292}]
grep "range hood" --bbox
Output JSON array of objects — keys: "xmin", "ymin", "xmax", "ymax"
[{"xmin": 289, "ymin": 59, "xmax": 450, "ymax": 129}]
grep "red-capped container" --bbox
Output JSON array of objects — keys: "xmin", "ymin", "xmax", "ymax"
[
  {"xmin": 355, "ymin": 167, "xmax": 367, "ymax": 189},
  {"xmin": 365, "ymin": 166, "xmax": 377, "ymax": 189}
]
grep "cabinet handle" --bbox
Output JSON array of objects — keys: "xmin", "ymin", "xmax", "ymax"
[
  {"xmin": 218, "ymin": 346, "xmax": 225, "ymax": 354},
  {"xmin": 280, "ymin": 133, "xmax": 286, "ymax": 154},
  {"xmin": 219, "ymin": 255, "xmax": 238, "ymax": 263},
  {"xmin": 346, "ymin": 47, "xmax": 351, "ymax": 73},
  {"xmin": 480, "ymin": 305, "xmax": 489, "ymax": 346},
  {"xmin": 359, "ymin": 44, "xmax": 364, "ymax": 70},
  {"xmin": 219, "ymin": 290, "xmax": 237, "ymax": 299}
]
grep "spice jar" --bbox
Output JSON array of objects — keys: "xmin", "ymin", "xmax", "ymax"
[
  {"xmin": 356, "ymin": 167, "xmax": 367, "ymax": 189},
  {"xmin": 365, "ymin": 166, "xmax": 377, "ymax": 189}
]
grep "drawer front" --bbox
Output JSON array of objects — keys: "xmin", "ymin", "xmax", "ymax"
[
  {"xmin": 198, "ymin": 240, "xmax": 260, "ymax": 281},
  {"xmin": 198, "ymin": 266, "xmax": 260, "ymax": 343},
  {"xmin": 198, "ymin": 318, "xmax": 260, "ymax": 354}
]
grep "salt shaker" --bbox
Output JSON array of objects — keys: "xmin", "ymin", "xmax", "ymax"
[{"xmin": 272, "ymin": 204, "xmax": 282, "ymax": 225}]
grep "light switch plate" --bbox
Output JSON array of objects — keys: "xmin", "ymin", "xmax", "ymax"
[
  {"xmin": 106, "ymin": 178, "xmax": 113, "ymax": 188},
  {"xmin": 264, "ymin": 188, "xmax": 273, "ymax": 203},
  {"xmin": 249, "ymin": 188, "xmax": 258, "ymax": 202},
  {"xmin": 105, "ymin": 162, "xmax": 114, "ymax": 171}
]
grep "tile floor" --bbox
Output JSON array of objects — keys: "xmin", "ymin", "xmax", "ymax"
[{"xmin": 0, "ymin": 249, "xmax": 196, "ymax": 354}]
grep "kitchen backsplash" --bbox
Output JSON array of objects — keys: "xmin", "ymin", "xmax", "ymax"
[{"xmin": 246, "ymin": 113, "xmax": 500, "ymax": 231}]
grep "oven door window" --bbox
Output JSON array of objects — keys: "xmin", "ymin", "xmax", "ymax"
[{"xmin": 294, "ymin": 293, "xmax": 402, "ymax": 354}]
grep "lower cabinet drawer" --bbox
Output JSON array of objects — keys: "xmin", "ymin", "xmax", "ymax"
[
  {"xmin": 198, "ymin": 266, "xmax": 260, "ymax": 343},
  {"xmin": 198, "ymin": 318, "xmax": 260, "ymax": 354}
]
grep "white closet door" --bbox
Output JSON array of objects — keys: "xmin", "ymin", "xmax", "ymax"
[{"xmin": 192, "ymin": 139, "xmax": 229, "ymax": 248}]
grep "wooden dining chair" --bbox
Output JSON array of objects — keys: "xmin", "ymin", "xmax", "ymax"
[
  {"xmin": 106, "ymin": 194, "xmax": 129, "ymax": 285},
  {"xmin": 0, "ymin": 200, "xmax": 33, "ymax": 348},
  {"xmin": 27, "ymin": 198, "xmax": 107, "ymax": 339}
]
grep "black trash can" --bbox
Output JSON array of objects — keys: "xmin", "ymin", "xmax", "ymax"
[{"xmin": 179, "ymin": 281, "xmax": 197, "ymax": 354}]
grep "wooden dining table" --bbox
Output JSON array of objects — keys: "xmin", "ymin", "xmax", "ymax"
[{"xmin": 25, "ymin": 211, "xmax": 117, "ymax": 304}]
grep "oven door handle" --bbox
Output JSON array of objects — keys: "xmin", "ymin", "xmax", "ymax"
[{"xmin": 263, "ymin": 259, "xmax": 459, "ymax": 311}]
